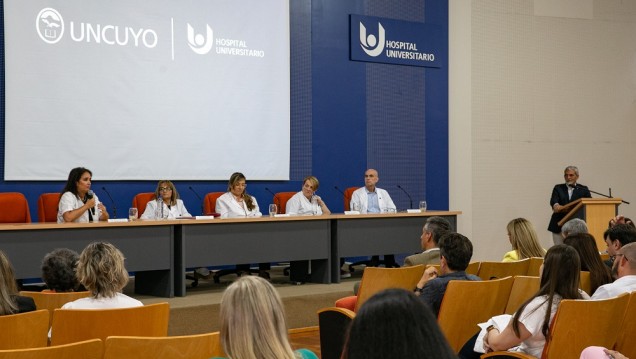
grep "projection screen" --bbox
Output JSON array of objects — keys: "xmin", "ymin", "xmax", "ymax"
[{"xmin": 4, "ymin": 0, "xmax": 290, "ymax": 180}]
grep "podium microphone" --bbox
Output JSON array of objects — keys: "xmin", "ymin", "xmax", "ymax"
[
  {"xmin": 188, "ymin": 186, "xmax": 205, "ymax": 214},
  {"xmin": 396, "ymin": 185, "xmax": 413, "ymax": 209},
  {"xmin": 264, "ymin": 187, "xmax": 279, "ymax": 209},
  {"xmin": 101, "ymin": 186, "xmax": 117, "ymax": 218}
]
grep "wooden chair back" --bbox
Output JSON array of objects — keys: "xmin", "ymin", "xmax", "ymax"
[
  {"xmin": 318, "ymin": 307, "xmax": 355, "ymax": 359},
  {"xmin": 600, "ymin": 252, "xmax": 610, "ymax": 262},
  {"xmin": 437, "ymin": 276, "xmax": 514, "ymax": 353},
  {"xmin": 466, "ymin": 261, "xmax": 481, "ymax": 275},
  {"xmin": 19, "ymin": 291, "xmax": 91, "ymax": 327},
  {"xmin": 504, "ymin": 276, "xmax": 540, "ymax": 314},
  {"xmin": 104, "ymin": 333, "xmax": 220, "ymax": 359},
  {"xmin": 477, "ymin": 259, "xmax": 530, "ymax": 280},
  {"xmin": 355, "ymin": 265, "xmax": 425, "ymax": 312},
  {"xmin": 540, "ymin": 294, "xmax": 630, "ymax": 359},
  {"xmin": 579, "ymin": 271, "xmax": 592, "ymax": 295},
  {"xmin": 37, "ymin": 193, "xmax": 61, "ymax": 222},
  {"xmin": 526, "ymin": 257, "xmax": 544, "ymax": 276},
  {"xmin": 0, "ymin": 339, "xmax": 102, "ymax": 359},
  {"xmin": 0, "ymin": 310, "xmax": 49, "ymax": 350},
  {"xmin": 615, "ymin": 292, "xmax": 636, "ymax": 358},
  {"xmin": 50, "ymin": 302, "xmax": 170, "ymax": 346}
]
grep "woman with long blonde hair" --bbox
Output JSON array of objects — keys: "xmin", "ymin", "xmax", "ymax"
[
  {"xmin": 0, "ymin": 250, "xmax": 35, "ymax": 315},
  {"xmin": 503, "ymin": 218, "xmax": 546, "ymax": 261},
  {"xmin": 215, "ymin": 276, "xmax": 317, "ymax": 359}
]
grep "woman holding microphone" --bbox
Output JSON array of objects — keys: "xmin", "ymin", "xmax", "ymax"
[{"xmin": 57, "ymin": 167, "xmax": 109, "ymax": 223}]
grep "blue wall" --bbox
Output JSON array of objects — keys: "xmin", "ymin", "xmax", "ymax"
[{"xmin": 0, "ymin": 0, "xmax": 448, "ymax": 221}]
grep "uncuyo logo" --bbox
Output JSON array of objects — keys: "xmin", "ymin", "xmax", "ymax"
[
  {"xmin": 187, "ymin": 24, "xmax": 213, "ymax": 55},
  {"xmin": 359, "ymin": 22, "xmax": 385, "ymax": 57},
  {"xmin": 36, "ymin": 8, "xmax": 64, "ymax": 44}
]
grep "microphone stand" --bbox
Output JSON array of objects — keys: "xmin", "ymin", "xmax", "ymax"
[
  {"xmin": 101, "ymin": 187, "xmax": 117, "ymax": 218},
  {"xmin": 188, "ymin": 186, "xmax": 205, "ymax": 214},
  {"xmin": 396, "ymin": 185, "xmax": 413, "ymax": 209},
  {"xmin": 573, "ymin": 185, "xmax": 630, "ymax": 205},
  {"xmin": 264, "ymin": 188, "xmax": 279, "ymax": 212}
]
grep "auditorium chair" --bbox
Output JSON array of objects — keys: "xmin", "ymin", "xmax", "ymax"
[
  {"xmin": 37, "ymin": 192, "xmax": 61, "ymax": 222},
  {"xmin": 526, "ymin": 257, "xmax": 543, "ymax": 276},
  {"xmin": 132, "ymin": 192, "xmax": 156, "ymax": 218},
  {"xmin": 615, "ymin": 292, "xmax": 636, "ymax": 358},
  {"xmin": 50, "ymin": 302, "xmax": 170, "ymax": 346},
  {"xmin": 579, "ymin": 271, "xmax": 592, "ymax": 294},
  {"xmin": 343, "ymin": 186, "xmax": 359, "ymax": 211},
  {"xmin": 503, "ymin": 275, "xmax": 540, "ymax": 314},
  {"xmin": 426, "ymin": 262, "xmax": 480, "ymax": 276},
  {"xmin": 0, "ymin": 339, "xmax": 102, "ymax": 359},
  {"xmin": 317, "ymin": 307, "xmax": 355, "ymax": 359},
  {"xmin": 0, "ymin": 192, "xmax": 31, "ymax": 223},
  {"xmin": 437, "ymin": 276, "xmax": 514, "ymax": 352},
  {"xmin": 476, "ymin": 258, "xmax": 530, "ymax": 280},
  {"xmin": 19, "ymin": 290, "xmax": 91, "ymax": 327},
  {"xmin": 104, "ymin": 333, "xmax": 222, "ymax": 359},
  {"xmin": 273, "ymin": 191, "xmax": 296, "ymax": 213},
  {"xmin": 335, "ymin": 265, "xmax": 425, "ymax": 311},
  {"xmin": 202, "ymin": 192, "xmax": 224, "ymax": 215},
  {"xmin": 0, "ymin": 309, "xmax": 49, "ymax": 349},
  {"xmin": 482, "ymin": 293, "xmax": 630, "ymax": 359}
]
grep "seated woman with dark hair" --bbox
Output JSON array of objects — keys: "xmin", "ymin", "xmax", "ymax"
[
  {"xmin": 0, "ymin": 250, "xmax": 35, "ymax": 315},
  {"xmin": 342, "ymin": 288, "xmax": 456, "ymax": 359},
  {"xmin": 564, "ymin": 233, "xmax": 613, "ymax": 295},
  {"xmin": 41, "ymin": 248, "xmax": 81, "ymax": 292},
  {"xmin": 62, "ymin": 242, "xmax": 142, "ymax": 309}
]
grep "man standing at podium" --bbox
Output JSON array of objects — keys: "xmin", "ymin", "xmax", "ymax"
[{"xmin": 548, "ymin": 166, "xmax": 591, "ymax": 245}]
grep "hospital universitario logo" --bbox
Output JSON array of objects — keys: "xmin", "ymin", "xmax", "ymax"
[
  {"xmin": 359, "ymin": 21, "xmax": 385, "ymax": 57},
  {"xmin": 36, "ymin": 8, "xmax": 64, "ymax": 44}
]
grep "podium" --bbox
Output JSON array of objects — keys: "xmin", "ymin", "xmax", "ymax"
[{"xmin": 558, "ymin": 198, "xmax": 622, "ymax": 251}]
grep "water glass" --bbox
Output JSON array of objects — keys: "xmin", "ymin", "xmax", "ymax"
[
  {"xmin": 129, "ymin": 207, "xmax": 138, "ymax": 221},
  {"xmin": 269, "ymin": 204, "xmax": 278, "ymax": 217},
  {"xmin": 351, "ymin": 203, "xmax": 360, "ymax": 212},
  {"xmin": 419, "ymin": 201, "xmax": 427, "ymax": 212}
]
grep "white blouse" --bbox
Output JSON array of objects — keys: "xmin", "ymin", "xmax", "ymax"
[
  {"xmin": 216, "ymin": 192, "xmax": 262, "ymax": 218},
  {"xmin": 285, "ymin": 191, "xmax": 322, "ymax": 215}
]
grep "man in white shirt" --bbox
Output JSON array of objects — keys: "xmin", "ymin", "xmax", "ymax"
[
  {"xmin": 592, "ymin": 242, "xmax": 636, "ymax": 299},
  {"xmin": 350, "ymin": 169, "xmax": 398, "ymax": 267}
]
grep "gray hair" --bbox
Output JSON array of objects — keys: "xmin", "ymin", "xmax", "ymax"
[
  {"xmin": 564, "ymin": 166, "xmax": 579, "ymax": 176},
  {"xmin": 562, "ymin": 218, "xmax": 588, "ymax": 237}
]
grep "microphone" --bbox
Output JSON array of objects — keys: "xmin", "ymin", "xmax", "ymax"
[
  {"xmin": 396, "ymin": 185, "xmax": 413, "ymax": 209},
  {"xmin": 571, "ymin": 184, "xmax": 630, "ymax": 204},
  {"xmin": 87, "ymin": 190, "xmax": 95, "ymax": 215},
  {"xmin": 264, "ymin": 188, "xmax": 279, "ymax": 212},
  {"xmin": 101, "ymin": 186, "xmax": 117, "ymax": 218},
  {"xmin": 188, "ymin": 186, "xmax": 205, "ymax": 215},
  {"xmin": 334, "ymin": 186, "xmax": 345, "ymax": 197}
]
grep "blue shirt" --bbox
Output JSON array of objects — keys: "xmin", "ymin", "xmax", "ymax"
[{"xmin": 366, "ymin": 188, "xmax": 380, "ymax": 213}]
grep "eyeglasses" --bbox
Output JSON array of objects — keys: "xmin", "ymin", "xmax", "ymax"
[{"xmin": 159, "ymin": 187, "xmax": 172, "ymax": 192}]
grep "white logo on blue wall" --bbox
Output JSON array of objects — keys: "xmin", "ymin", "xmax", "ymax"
[
  {"xmin": 187, "ymin": 24, "xmax": 214, "ymax": 55},
  {"xmin": 359, "ymin": 22, "xmax": 385, "ymax": 57},
  {"xmin": 36, "ymin": 8, "xmax": 64, "ymax": 44}
]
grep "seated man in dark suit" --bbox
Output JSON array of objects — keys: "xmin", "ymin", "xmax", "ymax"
[
  {"xmin": 414, "ymin": 232, "xmax": 480, "ymax": 316},
  {"xmin": 404, "ymin": 216, "xmax": 451, "ymax": 267},
  {"xmin": 548, "ymin": 165, "xmax": 591, "ymax": 245}
]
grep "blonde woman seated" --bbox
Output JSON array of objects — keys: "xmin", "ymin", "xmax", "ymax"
[
  {"xmin": 140, "ymin": 180, "xmax": 191, "ymax": 219},
  {"xmin": 286, "ymin": 176, "xmax": 331, "ymax": 215},
  {"xmin": 0, "ymin": 250, "xmax": 35, "ymax": 315},
  {"xmin": 503, "ymin": 218, "xmax": 546, "ymax": 262},
  {"xmin": 62, "ymin": 242, "xmax": 142, "ymax": 309},
  {"xmin": 213, "ymin": 276, "xmax": 318, "ymax": 359}
]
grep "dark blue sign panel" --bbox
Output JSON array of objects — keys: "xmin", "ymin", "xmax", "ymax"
[{"xmin": 350, "ymin": 14, "xmax": 443, "ymax": 68}]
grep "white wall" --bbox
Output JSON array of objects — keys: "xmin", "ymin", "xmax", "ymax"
[{"xmin": 450, "ymin": 0, "xmax": 636, "ymax": 261}]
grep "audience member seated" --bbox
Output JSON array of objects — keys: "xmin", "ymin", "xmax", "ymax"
[
  {"xmin": 414, "ymin": 232, "xmax": 480, "ymax": 316},
  {"xmin": 57, "ymin": 167, "xmax": 109, "ymax": 223},
  {"xmin": 41, "ymin": 248, "xmax": 81, "ymax": 292},
  {"xmin": 62, "ymin": 242, "xmax": 142, "ymax": 309},
  {"xmin": 580, "ymin": 346, "xmax": 628, "ymax": 359},
  {"xmin": 458, "ymin": 245, "xmax": 588, "ymax": 359},
  {"xmin": 502, "ymin": 218, "xmax": 546, "ymax": 262},
  {"xmin": 609, "ymin": 215, "xmax": 635, "ymax": 228},
  {"xmin": 286, "ymin": 175, "xmax": 331, "ymax": 215},
  {"xmin": 592, "ymin": 242, "xmax": 636, "ymax": 299},
  {"xmin": 564, "ymin": 233, "xmax": 612, "ymax": 295},
  {"xmin": 404, "ymin": 216, "xmax": 451, "ymax": 266},
  {"xmin": 603, "ymin": 224, "xmax": 636, "ymax": 270},
  {"xmin": 140, "ymin": 180, "xmax": 191, "ymax": 219},
  {"xmin": 0, "ymin": 250, "xmax": 35, "ymax": 315},
  {"xmin": 561, "ymin": 218, "xmax": 589, "ymax": 238},
  {"xmin": 341, "ymin": 288, "xmax": 456, "ymax": 359},
  {"xmin": 213, "ymin": 276, "xmax": 318, "ymax": 359}
]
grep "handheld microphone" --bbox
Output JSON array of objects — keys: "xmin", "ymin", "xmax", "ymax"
[
  {"xmin": 188, "ymin": 186, "xmax": 205, "ymax": 215},
  {"xmin": 87, "ymin": 190, "xmax": 95, "ymax": 214},
  {"xmin": 101, "ymin": 186, "xmax": 116, "ymax": 218},
  {"xmin": 396, "ymin": 185, "xmax": 414, "ymax": 209}
]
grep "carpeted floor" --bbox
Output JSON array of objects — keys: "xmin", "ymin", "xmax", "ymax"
[{"xmin": 130, "ymin": 266, "xmax": 362, "ymax": 335}]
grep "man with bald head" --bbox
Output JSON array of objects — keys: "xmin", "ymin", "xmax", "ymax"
[
  {"xmin": 591, "ymin": 242, "xmax": 636, "ymax": 299},
  {"xmin": 350, "ymin": 168, "xmax": 397, "ymax": 267}
]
